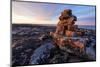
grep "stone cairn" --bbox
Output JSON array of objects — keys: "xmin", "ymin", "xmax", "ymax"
[
  {"xmin": 50, "ymin": 9, "xmax": 86, "ymax": 54},
  {"xmin": 55, "ymin": 9, "xmax": 77, "ymax": 36}
]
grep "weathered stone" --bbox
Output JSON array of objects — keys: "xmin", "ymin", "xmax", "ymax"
[
  {"xmin": 30, "ymin": 42, "xmax": 55, "ymax": 64},
  {"xmin": 67, "ymin": 25, "xmax": 78, "ymax": 31},
  {"xmin": 72, "ymin": 40, "xmax": 85, "ymax": 53},
  {"xmin": 65, "ymin": 30, "xmax": 77, "ymax": 37}
]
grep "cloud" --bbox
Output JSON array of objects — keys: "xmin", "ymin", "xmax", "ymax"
[{"xmin": 12, "ymin": 1, "xmax": 96, "ymax": 25}]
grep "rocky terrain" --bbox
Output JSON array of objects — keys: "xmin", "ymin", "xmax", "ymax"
[{"xmin": 12, "ymin": 24, "xmax": 96, "ymax": 66}]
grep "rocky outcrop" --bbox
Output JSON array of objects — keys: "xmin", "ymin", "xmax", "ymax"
[{"xmin": 30, "ymin": 42, "xmax": 55, "ymax": 64}]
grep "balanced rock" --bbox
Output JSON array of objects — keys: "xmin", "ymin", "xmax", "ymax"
[{"xmin": 55, "ymin": 9, "xmax": 77, "ymax": 35}]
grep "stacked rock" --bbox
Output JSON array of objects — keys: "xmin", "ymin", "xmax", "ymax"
[
  {"xmin": 55, "ymin": 9, "xmax": 78, "ymax": 37},
  {"xmin": 50, "ymin": 9, "xmax": 86, "ymax": 54}
]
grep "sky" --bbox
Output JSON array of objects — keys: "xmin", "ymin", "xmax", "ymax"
[{"xmin": 12, "ymin": 1, "xmax": 96, "ymax": 25}]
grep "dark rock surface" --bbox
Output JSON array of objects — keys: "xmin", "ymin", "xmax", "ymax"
[
  {"xmin": 30, "ymin": 42, "xmax": 55, "ymax": 64},
  {"xmin": 12, "ymin": 24, "xmax": 96, "ymax": 66}
]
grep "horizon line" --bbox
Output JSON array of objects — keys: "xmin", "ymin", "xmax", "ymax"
[{"xmin": 12, "ymin": 23, "xmax": 95, "ymax": 26}]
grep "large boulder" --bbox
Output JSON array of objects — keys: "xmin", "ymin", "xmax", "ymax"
[{"xmin": 30, "ymin": 42, "xmax": 55, "ymax": 64}]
